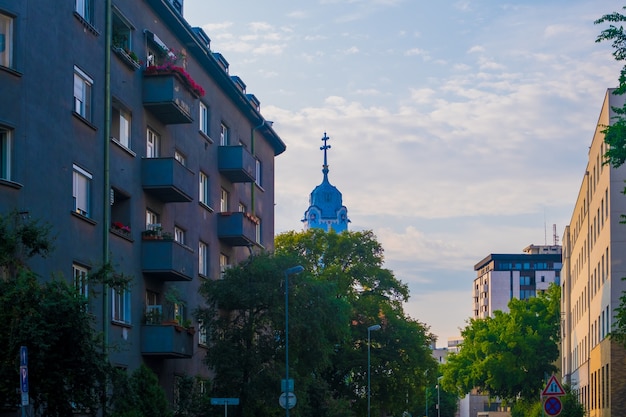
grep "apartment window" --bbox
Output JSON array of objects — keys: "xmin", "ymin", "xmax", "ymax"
[
  {"xmin": 199, "ymin": 172, "xmax": 209, "ymax": 207},
  {"xmin": 112, "ymin": 11, "xmax": 132, "ymax": 51},
  {"xmin": 199, "ymin": 241, "xmax": 208, "ymax": 277},
  {"xmin": 75, "ymin": 0, "xmax": 94, "ymax": 24},
  {"xmin": 146, "ymin": 209, "xmax": 159, "ymax": 230},
  {"xmin": 174, "ymin": 226, "xmax": 186, "ymax": 245},
  {"xmin": 220, "ymin": 123, "xmax": 229, "ymax": 146},
  {"xmin": 199, "ymin": 102, "xmax": 210, "ymax": 137},
  {"xmin": 238, "ymin": 203, "xmax": 246, "ymax": 213},
  {"xmin": 73, "ymin": 164, "xmax": 92, "ymax": 217},
  {"xmin": 112, "ymin": 104, "xmax": 131, "ymax": 148},
  {"xmin": 146, "ymin": 128, "xmax": 160, "ymax": 158},
  {"xmin": 174, "ymin": 150, "xmax": 186, "ymax": 166},
  {"xmin": 0, "ymin": 13, "xmax": 13, "ymax": 69},
  {"xmin": 220, "ymin": 188, "xmax": 229, "ymax": 212},
  {"xmin": 73, "ymin": 264, "xmax": 89, "ymax": 299},
  {"xmin": 112, "ymin": 287, "xmax": 131, "ymax": 324},
  {"xmin": 73, "ymin": 66, "xmax": 93, "ymax": 121},
  {"xmin": 0, "ymin": 128, "xmax": 12, "ymax": 181},
  {"xmin": 198, "ymin": 319, "xmax": 208, "ymax": 346},
  {"xmin": 253, "ymin": 159, "xmax": 262, "ymax": 187},
  {"xmin": 219, "ymin": 253, "xmax": 230, "ymax": 279}
]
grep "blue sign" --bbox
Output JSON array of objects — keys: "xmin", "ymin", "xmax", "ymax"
[
  {"xmin": 20, "ymin": 366, "xmax": 28, "ymax": 393},
  {"xmin": 20, "ymin": 346, "xmax": 27, "ymax": 367},
  {"xmin": 211, "ymin": 398, "xmax": 239, "ymax": 406}
]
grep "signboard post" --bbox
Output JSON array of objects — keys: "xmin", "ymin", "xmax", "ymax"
[
  {"xmin": 210, "ymin": 397, "xmax": 239, "ymax": 417},
  {"xmin": 541, "ymin": 375, "xmax": 565, "ymax": 417},
  {"xmin": 20, "ymin": 346, "xmax": 28, "ymax": 417}
]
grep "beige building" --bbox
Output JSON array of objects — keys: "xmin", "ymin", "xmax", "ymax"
[{"xmin": 561, "ymin": 89, "xmax": 626, "ymax": 415}]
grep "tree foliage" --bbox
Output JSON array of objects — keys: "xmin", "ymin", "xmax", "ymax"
[
  {"xmin": 199, "ymin": 229, "xmax": 439, "ymax": 417},
  {"xmin": 109, "ymin": 365, "xmax": 173, "ymax": 417},
  {"xmin": 441, "ymin": 284, "xmax": 561, "ymax": 404}
]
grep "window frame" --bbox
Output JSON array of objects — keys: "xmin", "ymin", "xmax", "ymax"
[
  {"xmin": 199, "ymin": 241, "xmax": 208, "ymax": 277},
  {"xmin": 73, "ymin": 66, "xmax": 93, "ymax": 121},
  {"xmin": 220, "ymin": 123, "xmax": 229, "ymax": 146},
  {"xmin": 0, "ymin": 12, "xmax": 14, "ymax": 69},
  {"xmin": 199, "ymin": 171, "xmax": 210, "ymax": 207},
  {"xmin": 199, "ymin": 102, "xmax": 210, "ymax": 137},
  {"xmin": 73, "ymin": 264, "xmax": 89, "ymax": 300},
  {"xmin": 112, "ymin": 286, "xmax": 131, "ymax": 324},
  {"xmin": 146, "ymin": 127, "xmax": 160, "ymax": 158},
  {"xmin": 220, "ymin": 188, "xmax": 229, "ymax": 212},
  {"xmin": 112, "ymin": 103, "xmax": 132, "ymax": 149},
  {"xmin": 174, "ymin": 226, "xmax": 186, "ymax": 245},
  {"xmin": 73, "ymin": 164, "xmax": 92, "ymax": 217},
  {"xmin": 0, "ymin": 127, "xmax": 12, "ymax": 181}
]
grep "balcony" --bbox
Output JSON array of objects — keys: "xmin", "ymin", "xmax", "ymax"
[
  {"xmin": 142, "ymin": 157, "xmax": 194, "ymax": 203},
  {"xmin": 217, "ymin": 211, "xmax": 258, "ymax": 246},
  {"xmin": 218, "ymin": 146, "xmax": 256, "ymax": 183},
  {"xmin": 141, "ymin": 324, "xmax": 193, "ymax": 358},
  {"xmin": 142, "ymin": 239, "xmax": 194, "ymax": 281},
  {"xmin": 143, "ymin": 72, "xmax": 195, "ymax": 124}
]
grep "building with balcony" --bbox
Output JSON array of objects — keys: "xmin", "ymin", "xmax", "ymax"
[
  {"xmin": 0, "ymin": 0, "xmax": 285, "ymax": 407},
  {"xmin": 561, "ymin": 89, "xmax": 626, "ymax": 414}
]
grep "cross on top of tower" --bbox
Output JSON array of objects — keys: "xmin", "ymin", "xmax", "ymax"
[{"xmin": 320, "ymin": 132, "xmax": 331, "ymax": 176}]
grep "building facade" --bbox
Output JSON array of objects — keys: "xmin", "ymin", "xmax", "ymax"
[
  {"xmin": 302, "ymin": 133, "xmax": 350, "ymax": 232},
  {"xmin": 0, "ymin": 0, "xmax": 285, "ymax": 405},
  {"xmin": 561, "ymin": 89, "xmax": 626, "ymax": 416},
  {"xmin": 473, "ymin": 245, "xmax": 562, "ymax": 319}
]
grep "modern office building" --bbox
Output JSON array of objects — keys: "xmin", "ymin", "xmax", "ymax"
[
  {"xmin": 561, "ymin": 89, "xmax": 626, "ymax": 415},
  {"xmin": 473, "ymin": 245, "xmax": 562, "ymax": 319},
  {"xmin": 302, "ymin": 132, "xmax": 350, "ymax": 232},
  {"xmin": 0, "ymin": 0, "xmax": 285, "ymax": 405}
]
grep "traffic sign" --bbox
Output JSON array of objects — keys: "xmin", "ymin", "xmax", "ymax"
[
  {"xmin": 542, "ymin": 375, "xmax": 565, "ymax": 397},
  {"xmin": 210, "ymin": 398, "xmax": 239, "ymax": 406},
  {"xmin": 543, "ymin": 396, "xmax": 562, "ymax": 416},
  {"xmin": 281, "ymin": 378, "xmax": 294, "ymax": 393},
  {"xmin": 279, "ymin": 392, "xmax": 296, "ymax": 409}
]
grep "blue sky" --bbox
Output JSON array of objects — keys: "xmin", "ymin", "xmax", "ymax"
[{"xmin": 183, "ymin": 0, "xmax": 622, "ymax": 345}]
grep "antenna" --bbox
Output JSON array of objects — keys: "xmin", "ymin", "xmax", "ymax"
[{"xmin": 553, "ymin": 224, "xmax": 559, "ymax": 246}]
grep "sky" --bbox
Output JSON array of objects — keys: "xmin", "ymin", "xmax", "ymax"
[{"xmin": 182, "ymin": 0, "xmax": 623, "ymax": 345}]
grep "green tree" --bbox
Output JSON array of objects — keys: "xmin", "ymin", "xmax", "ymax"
[
  {"xmin": 0, "ymin": 211, "xmax": 110, "ymax": 416},
  {"xmin": 276, "ymin": 229, "xmax": 439, "ymax": 417},
  {"xmin": 109, "ymin": 364, "xmax": 173, "ymax": 417},
  {"xmin": 197, "ymin": 251, "xmax": 351, "ymax": 417},
  {"xmin": 441, "ymin": 284, "xmax": 560, "ymax": 404}
]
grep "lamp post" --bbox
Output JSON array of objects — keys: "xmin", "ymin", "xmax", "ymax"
[
  {"xmin": 436, "ymin": 376, "xmax": 442, "ymax": 417},
  {"xmin": 284, "ymin": 265, "xmax": 304, "ymax": 417},
  {"xmin": 367, "ymin": 324, "xmax": 381, "ymax": 417}
]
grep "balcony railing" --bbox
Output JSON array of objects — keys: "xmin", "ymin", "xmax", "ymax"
[
  {"xmin": 142, "ymin": 157, "xmax": 194, "ymax": 203},
  {"xmin": 217, "ymin": 211, "xmax": 258, "ymax": 246},
  {"xmin": 143, "ymin": 72, "xmax": 195, "ymax": 124},
  {"xmin": 142, "ymin": 239, "xmax": 194, "ymax": 281},
  {"xmin": 218, "ymin": 146, "xmax": 256, "ymax": 183},
  {"xmin": 141, "ymin": 324, "xmax": 193, "ymax": 358}
]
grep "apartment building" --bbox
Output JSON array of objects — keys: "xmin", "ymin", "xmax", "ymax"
[
  {"xmin": 561, "ymin": 89, "xmax": 626, "ymax": 415},
  {"xmin": 0, "ymin": 0, "xmax": 285, "ymax": 403},
  {"xmin": 473, "ymin": 245, "xmax": 562, "ymax": 319}
]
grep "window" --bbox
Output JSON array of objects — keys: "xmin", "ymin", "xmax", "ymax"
[
  {"xmin": 220, "ymin": 123, "xmax": 229, "ymax": 146},
  {"xmin": 112, "ymin": 11, "xmax": 132, "ymax": 51},
  {"xmin": 238, "ymin": 203, "xmax": 246, "ymax": 213},
  {"xmin": 112, "ymin": 103, "xmax": 131, "ymax": 148},
  {"xmin": 174, "ymin": 226, "xmax": 185, "ymax": 245},
  {"xmin": 73, "ymin": 164, "xmax": 92, "ymax": 217},
  {"xmin": 146, "ymin": 128, "xmax": 160, "ymax": 158},
  {"xmin": 199, "ymin": 102, "xmax": 210, "ymax": 136},
  {"xmin": 219, "ymin": 253, "xmax": 230, "ymax": 279},
  {"xmin": 198, "ymin": 319, "xmax": 208, "ymax": 346},
  {"xmin": 199, "ymin": 172, "xmax": 209, "ymax": 207},
  {"xmin": 73, "ymin": 264, "xmax": 89, "ymax": 299},
  {"xmin": 146, "ymin": 209, "xmax": 159, "ymax": 229},
  {"xmin": 174, "ymin": 150, "xmax": 186, "ymax": 166},
  {"xmin": 0, "ymin": 13, "xmax": 13, "ymax": 69},
  {"xmin": 0, "ymin": 128, "xmax": 12, "ymax": 181},
  {"xmin": 199, "ymin": 241, "xmax": 208, "ymax": 277},
  {"xmin": 75, "ymin": 0, "xmax": 94, "ymax": 24},
  {"xmin": 73, "ymin": 66, "xmax": 93, "ymax": 121},
  {"xmin": 112, "ymin": 287, "xmax": 131, "ymax": 324},
  {"xmin": 220, "ymin": 188, "xmax": 229, "ymax": 212},
  {"xmin": 255, "ymin": 159, "xmax": 262, "ymax": 187}
]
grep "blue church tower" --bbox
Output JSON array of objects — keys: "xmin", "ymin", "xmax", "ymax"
[{"xmin": 302, "ymin": 133, "xmax": 350, "ymax": 232}]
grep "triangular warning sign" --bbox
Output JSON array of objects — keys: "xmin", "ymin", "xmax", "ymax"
[{"xmin": 542, "ymin": 375, "xmax": 565, "ymax": 396}]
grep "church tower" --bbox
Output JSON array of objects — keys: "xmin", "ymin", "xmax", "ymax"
[{"xmin": 302, "ymin": 133, "xmax": 350, "ymax": 232}]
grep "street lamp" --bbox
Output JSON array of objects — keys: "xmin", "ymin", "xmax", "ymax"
[
  {"xmin": 436, "ymin": 376, "xmax": 442, "ymax": 417},
  {"xmin": 367, "ymin": 324, "xmax": 381, "ymax": 417},
  {"xmin": 284, "ymin": 265, "xmax": 304, "ymax": 417}
]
